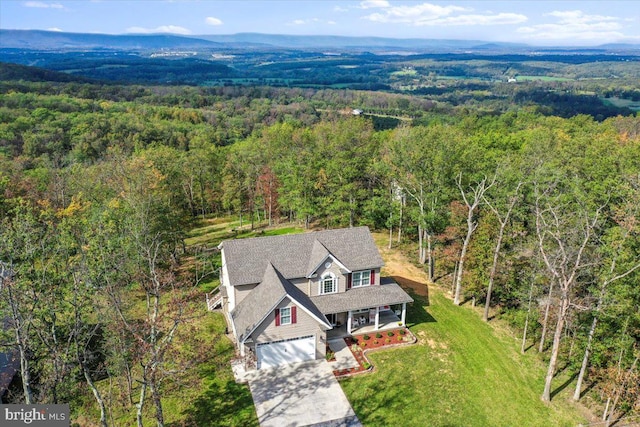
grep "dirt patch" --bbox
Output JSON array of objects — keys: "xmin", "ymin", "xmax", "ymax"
[{"xmin": 374, "ymin": 233, "xmax": 430, "ymax": 298}]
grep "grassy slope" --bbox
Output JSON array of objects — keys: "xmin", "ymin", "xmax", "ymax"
[
  {"xmin": 340, "ymin": 282, "xmax": 586, "ymax": 426},
  {"xmin": 108, "ymin": 220, "xmax": 585, "ymax": 426}
]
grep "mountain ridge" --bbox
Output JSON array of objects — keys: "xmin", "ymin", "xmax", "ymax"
[{"xmin": 2, "ymin": 29, "xmax": 638, "ymax": 52}]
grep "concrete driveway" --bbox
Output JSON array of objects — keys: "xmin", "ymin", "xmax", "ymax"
[{"xmin": 247, "ymin": 360, "xmax": 361, "ymax": 427}]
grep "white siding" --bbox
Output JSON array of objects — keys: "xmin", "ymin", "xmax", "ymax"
[{"xmin": 220, "ymin": 249, "xmax": 234, "ymax": 311}]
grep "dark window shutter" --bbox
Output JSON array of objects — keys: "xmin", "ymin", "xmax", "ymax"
[
  {"xmin": 370, "ymin": 269, "xmax": 375, "ymax": 285},
  {"xmin": 347, "ymin": 273, "xmax": 352, "ymax": 289},
  {"xmin": 291, "ymin": 306, "xmax": 297, "ymax": 324},
  {"xmin": 275, "ymin": 308, "xmax": 280, "ymax": 326}
]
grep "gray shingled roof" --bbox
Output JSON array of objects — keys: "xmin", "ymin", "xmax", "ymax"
[
  {"xmin": 310, "ymin": 279, "xmax": 414, "ymax": 314},
  {"xmin": 231, "ymin": 263, "xmax": 330, "ymax": 342},
  {"xmin": 222, "ymin": 226, "xmax": 384, "ymax": 287}
]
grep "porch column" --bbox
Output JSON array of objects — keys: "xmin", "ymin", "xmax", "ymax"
[
  {"xmin": 401, "ymin": 303, "xmax": 407, "ymax": 326},
  {"xmin": 347, "ymin": 310, "xmax": 353, "ymax": 334},
  {"xmin": 240, "ymin": 341, "xmax": 245, "ymax": 357},
  {"xmin": 374, "ymin": 306, "xmax": 380, "ymax": 330}
]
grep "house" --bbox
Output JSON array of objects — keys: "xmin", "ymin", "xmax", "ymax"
[{"xmin": 216, "ymin": 226, "xmax": 413, "ymax": 369}]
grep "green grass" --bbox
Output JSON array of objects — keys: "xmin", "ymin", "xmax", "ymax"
[
  {"xmin": 163, "ymin": 312, "xmax": 258, "ymax": 427},
  {"xmin": 601, "ymin": 96, "xmax": 640, "ymax": 111},
  {"xmin": 185, "ymin": 217, "xmax": 304, "ymax": 247},
  {"xmin": 516, "ymin": 75, "xmax": 573, "ymax": 82},
  {"xmin": 391, "ymin": 69, "xmax": 418, "ymax": 77},
  {"xmin": 340, "ymin": 291, "xmax": 586, "ymax": 427}
]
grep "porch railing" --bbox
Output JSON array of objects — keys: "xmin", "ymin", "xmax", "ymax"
[{"xmin": 205, "ymin": 288, "xmax": 223, "ymax": 311}]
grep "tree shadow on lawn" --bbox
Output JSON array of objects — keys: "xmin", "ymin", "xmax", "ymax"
[
  {"xmin": 392, "ymin": 275, "xmax": 429, "ymax": 303},
  {"xmin": 171, "ymin": 371, "xmax": 257, "ymax": 427},
  {"xmin": 550, "ymin": 372, "xmax": 577, "ymax": 400},
  {"xmin": 392, "ymin": 278, "xmax": 436, "ymax": 327},
  {"xmin": 345, "ymin": 378, "xmax": 407, "ymax": 426}
]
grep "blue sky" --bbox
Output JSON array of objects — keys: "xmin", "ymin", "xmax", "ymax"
[{"xmin": 1, "ymin": 1, "xmax": 639, "ymax": 46}]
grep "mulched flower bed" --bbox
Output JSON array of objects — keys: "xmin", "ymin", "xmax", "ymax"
[{"xmin": 333, "ymin": 327, "xmax": 414, "ymax": 378}]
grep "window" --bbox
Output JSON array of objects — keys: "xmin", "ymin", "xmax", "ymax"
[
  {"xmin": 275, "ymin": 306, "xmax": 296, "ymax": 326},
  {"xmin": 352, "ymin": 270, "xmax": 371, "ymax": 288},
  {"xmin": 319, "ymin": 273, "xmax": 337, "ymax": 294},
  {"xmin": 279, "ymin": 307, "xmax": 292, "ymax": 325}
]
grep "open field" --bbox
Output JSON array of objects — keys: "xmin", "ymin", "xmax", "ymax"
[
  {"xmin": 602, "ymin": 96, "xmax": 640, "ymax": 111},
  {"xmin": 516, "ymin": 75, "xmax": 573, "ymax": 82}
]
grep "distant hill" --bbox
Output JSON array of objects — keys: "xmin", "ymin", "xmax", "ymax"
[
  {"xmin": 2, "ymin": 30, "xmax": 638, "ymax": 53},
  {"xmin": 0, "ymin": 29, "xmax": 221, "ymax": 50},
  {"xmin": 192, "ymin": 33, "xmax": 529, "ymax": 52},
  {"xmin": 0, "ymin": 30, "xmax": 529, "ymax": 52},
  {"xmin": 0, "ymin": 61, "xmax": 94, "ymax": 83}
]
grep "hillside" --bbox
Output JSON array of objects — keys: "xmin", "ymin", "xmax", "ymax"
[
  {"xmin": 0, "ymin": 61, "xmax": 95, "ymax": 83},
  {"xmin": 0, "ymin": 29, "xmax": 221, "ymax": 50}
]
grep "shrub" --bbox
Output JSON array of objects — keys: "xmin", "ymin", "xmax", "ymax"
[
  {"xmin": 387, "ymin": 331, "xmax": 394, "ymax": 337},
  {"xmin": 363, "ymin": 334, "xmax": 370, "ymax": 340},
  {"xmin": 363, "ymin": 362, "xmax": 371, "ymax": 370},
  {"xmin": 360, "ymin": 342, "xmax": 367, "ymax": 348},
  {"xmin": 373, "ymin": 340, "xmax": 379, "ymax": 345},
  {"xmin": 385, "ymin": 338, "xmax": 391, "ymax": 343},
  {"xmin": 326, "ymin": 350, "xmax": 335, "ymax": 361},
  {"xmin": 399, "ymin": 329, "xmax": 406, "ymax": 335},
  {"xmin": 376, "ymin": 332, "xmax": 383, "ymax": 339}
]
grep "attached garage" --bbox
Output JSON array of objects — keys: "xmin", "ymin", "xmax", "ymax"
[{"xmin": 256, "ymin": 335, "xmax": 316, "ymax": 369}]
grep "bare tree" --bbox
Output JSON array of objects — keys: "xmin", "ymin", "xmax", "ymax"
[
  {"xmin": 453, "ymin": 173, "xmax": 494, "ymax": 305},
  {"xmin": 482, "ymin": 182, "xmax": 522, "ymax": 321},
  {"xmin": 1, "ymin": 269, "xmax": 35, "ymax": 405},
  {"xmin": 535, "ymin": 188, "xmax": 602, "ymax": 401},
  {"xmin": 573, "ymin": 189, "xmax": 640, "ymax": 401}
]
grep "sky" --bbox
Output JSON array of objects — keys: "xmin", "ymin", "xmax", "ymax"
[{"xmin": 1, "ymin": 0, "xmax": 639, "ymax": 46}]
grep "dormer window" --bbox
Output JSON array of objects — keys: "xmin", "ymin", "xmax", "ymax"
[
  {"xmin": 352, "ymin": 270, "xmax": 371, "ymax": 288},
  {"xmin": 319, "ymin": 273, "xmax": 337, "ymax": 294}
]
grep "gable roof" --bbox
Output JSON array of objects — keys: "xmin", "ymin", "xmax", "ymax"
[
  {"xmin": 221, "ymin": 226, "xmax": 384, "ymax": 287},
  {"xmin": 231, "ymin": 263, "xmax": 330, "ymax": 343}
]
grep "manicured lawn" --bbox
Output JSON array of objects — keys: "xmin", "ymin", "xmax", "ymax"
[{"xmin": 340, "ymin": 290, "xmax": 587, "ymax": 427}]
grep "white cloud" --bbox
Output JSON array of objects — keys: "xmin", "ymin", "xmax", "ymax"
[
  {"xmin": 362, "ymin": 2, "xmax": 524, "ymax": 26},
  {"xmin": 334, "ymin": 6, "xmax": 349, "ymax": 13},
  {"xmin": 205, "ymin": 16, "xmax": 223, "ymax": 26},
  {"xmin": 47, "ymin": 27, "xmax": 63, "ymax": 32},
  {"xmin": 24, "ymin": 1, "xmax": 63, "ymax": 9},
  {"xmin": 425, "ymin": 13, "xmax": 527, "ymax": 26},
  {"xmin": 126, "ymin": 25, "xmax": 192, "ymax": 35},
  {"xmin": 517, "ymin": 10, "xmax": 626, "ymax": 43},
  {"xmin": 288, "ymin": 18, "xmax": 326, "ymax": 26},
  {"xmin": 360, "ymin": 0, "xmax": 390, "ymax": 9},
  {"xmin": 328, "ymin": 21, "xmax": 337, "ymax": 25}
]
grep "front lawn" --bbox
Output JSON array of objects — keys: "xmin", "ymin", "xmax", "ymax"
[{"xmin": 340, "ymin": 290, "xmax": 587, "ymax": 427}]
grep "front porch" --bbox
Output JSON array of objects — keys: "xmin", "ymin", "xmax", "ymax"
[{"xmin": 327, "ymin": 308, "xmax": 404, "ymax": 339}]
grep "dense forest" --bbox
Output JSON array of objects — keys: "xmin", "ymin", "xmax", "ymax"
[{"xmin": 0, "ymin": 65, "xmax": 639, "ymax": 426}]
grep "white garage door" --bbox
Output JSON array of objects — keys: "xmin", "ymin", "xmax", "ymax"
[{"xmin": 257, "ymin": 335, "xmax": 316, "ymax": 369}]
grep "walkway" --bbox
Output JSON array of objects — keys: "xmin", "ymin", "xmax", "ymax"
[{"xmin": 327, "ymin": 338, "xmax": 360, "ymax": 371}]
